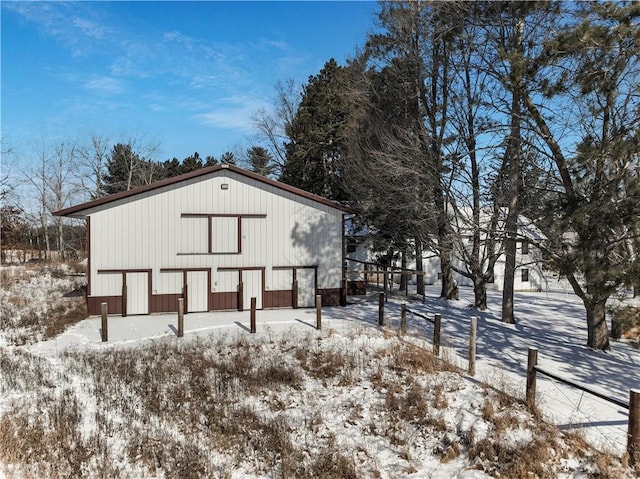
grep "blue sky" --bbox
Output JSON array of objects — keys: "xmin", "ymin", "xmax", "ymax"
[{"xmin": 2, "ymin": 1, "xmax": 378, "ymax": 164}]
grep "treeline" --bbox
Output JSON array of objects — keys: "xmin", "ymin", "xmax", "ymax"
[
  {"xmin": 99, "ymin": 144, "xmax": 276, "ymax": 197},
  {"xmin": 0, "ymin": 138, "xmax": 276, "ymax": 263}
]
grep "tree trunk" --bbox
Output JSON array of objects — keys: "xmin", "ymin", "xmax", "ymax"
[
  {"xmin": 586, "ymin": 300, "xmax": 610, "ymax": 350},
  {"xmin": 399, "ymin": 249, "xmax": 408, "ymax": 292},
  {"xmin": 440, "ymin": 248, "xmax": 458, "ymax": 300},
  {"xmin": 415, "ymin": 238, "xmax": 425, "ymax": 296},
  {"xmin": 58, "ymin": 219, "xmax": 65, "ymax": 262},
  {"xmin": 501, "ymin": 223, "xmax": 517, "ymax": 324},
  {"xmin": 473, "ymin": 276, "xmax": 488, "ymax": 310}
]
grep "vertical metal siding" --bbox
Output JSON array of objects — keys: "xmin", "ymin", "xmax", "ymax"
[{"xmin": 89, "ymin": 171, "xmax": 344, "ymax": 300}]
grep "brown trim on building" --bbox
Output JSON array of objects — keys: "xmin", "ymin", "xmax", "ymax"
[
  {"xmin": 88, "ymin": 296, "xmax": 123, "ymax": 315},
  {"xmin": 98, "ymin": 268, "xmax": 153, "ymax": 274},
  {"xmin": 181, "ymin": 213, "xmax": 267, "ymax": 219},
  {"xmin": 217, "ymin": 266, "xmax": 265, "ymax": 272},
  {"xmin": 210, "ymin": 291, "xmax": 237, "ymax": 310},
  {"xmin": 264, "ymin": 290, "xmax": 293, "ymax": 308},
  {"xmin": 86, "ymin": 216, "xmax": 91, "ymax": 296},
  {"xmin": 54, "ymin": 164, "xmax": 354, "ymax": 218},
  {"xmin": 176, "ymin": 253, "xmax": 241, "ymax": 256},
  {"xmin": 180, "ymin": 213, "xmax": 267, "ymax": 255},
  {"xmin": 150, "ymin": 294, "xmax": 183, "ymax": 313},
  {"xmin": 272, "ymin": 265, "xmax": 318, "ymax": 270}
]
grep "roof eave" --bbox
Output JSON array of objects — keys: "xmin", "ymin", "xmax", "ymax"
[{"xmin": 54, "ymin": 164, "xmax": 354, "ymax": 217}]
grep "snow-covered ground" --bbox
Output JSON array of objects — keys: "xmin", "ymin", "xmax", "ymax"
[
  {"xmin": 1, "ymin": 273, "xmax": 638, "ymax": 478},
  {"xmin": 24, "ymin": 285, "xmax": 640, "ymax": 454}
]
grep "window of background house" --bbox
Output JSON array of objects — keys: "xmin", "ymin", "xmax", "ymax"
[{"xmin": 521, "ymin": 268, "xmax": 529, "ymax": 282}]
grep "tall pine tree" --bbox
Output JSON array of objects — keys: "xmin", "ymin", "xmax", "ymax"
[{"xmin": 280, "ymin": 59, "xmax": 350, "ymax": 201}]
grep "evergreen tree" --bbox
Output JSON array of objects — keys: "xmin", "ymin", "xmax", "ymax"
[
  {"xmin": 102, "ymin": 142, "xmax": 161, "ymax": 194},
  {"xmin": 179, "ymin": 152, "xmax": 203, "ymax": 174},
  {"xmin": 524, "ymin": 1, "xmax": 640, "ymax": 349},
  {"xmin": 246, "ymin": 146, "xmax": 276, "ymax": 177},
  {"xmin": 159, "ymin": 158, "xmax": 181, "ymax": 180},
  {"xmin": 219, "ymin": 151, "xmax": 236, "ymax": 165},
  {"xmin": 281, "ymin": 58, "xmax": 350, "ymax": 201},
  {"xmin": 102, "ymin": 143, "xmax": 143, "ymax": 195}
]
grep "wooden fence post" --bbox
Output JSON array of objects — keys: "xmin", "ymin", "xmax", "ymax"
[
  {"xmin": 101, "ymin": 302, "xmax": 108, "ymax": 342},
  {"xmin": 378, "ymin": 292, "xmax": 385, "ymax": 326},
  {"xmin": 433, "ymin": 314, "xmax": 441, "ymax": 356},
  {"xmin": 121, "ymin": 283, "xmax": 127, "ymax": 317},
  {"xmin": 526, "ymin": 347, "xmax": 538, "ymax": 410},
  {"xmin": 468, "ymin": 316, "xmax": 477, "ymax": 376},
  {"xmin": 250, "ymin": 297, "xmax": 256, "ymax": 333},
  {"xmin": 629, "ymin": 389, "xmax": 640, "ymax": 467},
  {"xmin": 177, "ymin": 298, "xmax": 184, "ymax": 338},
  {"xmin": 316, "ymin": 295, "xmax": 322, "ymax": 330},
  {"xmin": 340, "ymin": 278, "xmax": 347, "ymax": 306},
  {"xmin": 400, "ymin": 303, "xmax": 406, "ymax": 335},
  {"xmin": 292, "ymin": 280, "xmax": 298, "ymax": 309},
  {"xmin": 238, "ymin": 281, "xmax": 244, "ymax": 312}
]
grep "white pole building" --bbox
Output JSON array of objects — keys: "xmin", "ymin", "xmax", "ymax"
[{"xmin": 55, "ymin": 164, "xmax": 352, "ymax": 316}]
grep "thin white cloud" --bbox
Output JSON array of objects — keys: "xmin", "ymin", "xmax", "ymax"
[
  {"xmin": 3, "ymin": 2, "xmax": 114, "ymax": 57},
  {"xmin": 72, "ymin": 16, "xmax": 107, "ymax": 39},
  {"xmin": 196, "ymin": 96, "xmax": 270, "ymax": 130},
  {"xmin": 84, "ymin": 76, "xmax": 126, "ymax": 95}
]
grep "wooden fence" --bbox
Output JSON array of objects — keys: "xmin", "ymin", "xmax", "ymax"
[
  {"xmin": 378, "ymin": 297, "xmax": 639, "ymax": 465},
  {"xmin": 526, "ymin": 347, "xmax": 639, "ymax": 466}
]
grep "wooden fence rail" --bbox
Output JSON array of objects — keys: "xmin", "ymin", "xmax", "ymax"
[
  {"xmin": 378, "ymin": 302, "xmax": 638, "ymax": 464},
  {"xmin": 526, "ymin": 347, "xmax": 639, "ymax": 466},
  {"xmin": 403, "ymin": 307, "xmax": 442, "ymax": 357}
]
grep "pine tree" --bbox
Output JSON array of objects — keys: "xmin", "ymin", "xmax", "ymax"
[
  {"xmin": 281, "ymin": 59, "xmax": 350, "ymax": 201},
  {"xmin": 522, "ymin": 1, "xmax": 640, "ymax": 349},
  {"xmin": 246, "ymin": 146, "xmax": 276, "ymax": 177}
]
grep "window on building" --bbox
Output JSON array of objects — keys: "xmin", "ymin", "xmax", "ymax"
[
  {"xmin": 521, "ymin": 241, "xmax": 529, "ymax": 255},
  {"xmin": 521, "ymin": 268, "xmax": 529, "ymax": 282},
  {"xmin": 346, "ymin": 238, "xmax": 357, "ymax": 254}
]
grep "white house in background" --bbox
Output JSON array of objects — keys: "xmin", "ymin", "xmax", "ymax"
[
  {"xmin": 55, "ymin": 164, "xmax": 352, "ymax": 316},
  {"xmin": 347, "ymin": 212, "xmax": 549, "ymax": 293}
]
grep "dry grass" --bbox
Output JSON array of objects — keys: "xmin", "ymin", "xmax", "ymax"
[
  {"xmin": 0, "ymin": 389, "xmax": 93, "ymax": 479},
  {"xmin": 0, "ymin": 262, "xmax": 87, "ymax": 345},
  {"xmin": 0, "ymin": 289, "xmax": 635, "ymax": 478}
]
